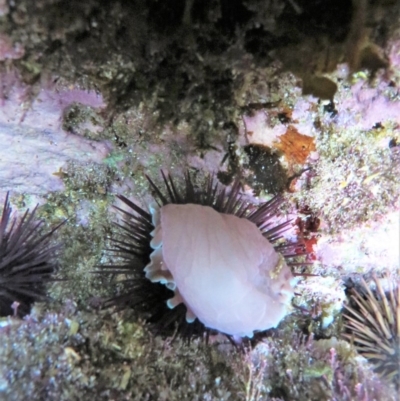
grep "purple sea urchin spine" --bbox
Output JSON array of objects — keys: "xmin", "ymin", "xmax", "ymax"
[{"xmin": 0, "ymin": 193, "xmax": 62, "ymax": 317}]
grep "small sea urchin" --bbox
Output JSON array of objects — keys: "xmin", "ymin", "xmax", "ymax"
[
  {"xmin": 101, "ymin": 172, "xmax": 308, "ymax": 339},
  {"xmin": 343, "ymin": 273, "xmax": 400, "ymax": 385},
  {"xmin": 0, "ymin": 193, "xmax": 61, "ymax": 317}
]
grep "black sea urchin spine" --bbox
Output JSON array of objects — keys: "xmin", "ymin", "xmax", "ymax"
[
  {"xmin": 147, "ymin": 172, "xmax": 308, "ymax": 267},
  {"xmin": 100, "ymin": 172, "xmax": 310, "ymax": 340},
  {"xmin": 0, "ymin": 193, "xmax": 61, "ymax": 317}
]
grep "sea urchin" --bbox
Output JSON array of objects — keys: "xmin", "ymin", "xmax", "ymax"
[
  {"xmin": 101, "ymin": 171, "xmax": 308, "ymax": 339},
  {"xmin": 0, "ymin": 193, "xmax": 61, "ymax": 317},
  {"xmin": 343, "ymin": 272, "xmax": 400, "ymax": 384}
]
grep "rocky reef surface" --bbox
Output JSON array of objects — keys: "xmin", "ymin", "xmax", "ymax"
[{"xmin": 0, "ymin": 1, "xmax": 399, "ymax": 400}]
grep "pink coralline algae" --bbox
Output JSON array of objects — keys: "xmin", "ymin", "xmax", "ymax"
[
  {"xmin": 0, "ymin": 34, "xmax": 24, "ymax": 61},
  {"xmin": 315, "ymin": 211, "xmax": 399, "ymax": 274},
  {"xmin": 0, "ymin": 69, "xmax": 112, "ymax": 197},
  {"xmin": 335, "ymin": 80, "xmax": 400, "ymax": 130}
]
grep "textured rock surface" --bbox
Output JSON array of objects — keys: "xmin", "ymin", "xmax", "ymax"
[
  {"xmin": 1, "ymin": 0, "xmax": 400, "ymax": 399},
  {"xmin": 0, "ymin": 70, "xmax": 111, "ymax": 205}
]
